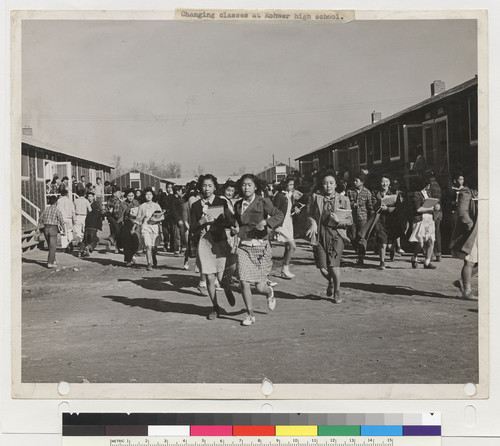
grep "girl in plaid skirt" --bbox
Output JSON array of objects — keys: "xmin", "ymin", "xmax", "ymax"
[{"xmin": 233, "ymin": 174, "xmax": 284, "ymax": 326}]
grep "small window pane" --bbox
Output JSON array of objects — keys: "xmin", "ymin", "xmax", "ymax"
[
  {"xmin": 359, "ymin": 138, "xmax": 367, "ymax": 164},
  {"xmin": 373, "ymin": 132, "xmax": 382, "ymax": 162},
  {"xmin": 469, "ymin": 90, "xmax": 478, "ymax": 143},
  {"xmin": 389, "ymin": 125, "xmax": 400, "ymax": 159},
  {"xmin": 22, "ymin": 154, "xmax": 29, "ymax": 177},
  {"xmin": 36, "ymin": 156, "xmax": 44, "ymax": 178}
]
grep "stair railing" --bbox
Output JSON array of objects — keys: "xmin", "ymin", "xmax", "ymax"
[{"xmin": 21, "ymin": 195, "xmax": 40, "ymax": 228}]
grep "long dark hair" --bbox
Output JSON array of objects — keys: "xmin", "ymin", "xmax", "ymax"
[
  {"xmin": 143, "ymin": 186, "xmax": 157, "ymax": 202},
  {"xmin": 277, "ymin": 174, "xmax": 298, "ymax": 192},
  {"xmin": 315, "ymin": 169, "xmax": 338, "ymax": 192},
  {"xmin": 417, "ymin": 177, "xmax": 431, "ymax": 191},
  {"xmin": 124, "ymin": 188, "xmax": 135, "ymax": 199},
  {"xmin": 237, "ymin": 173, "xmax": 265, "ymax": 197},
  {"xmin": 380, "ymin": 173, "xmax": 391, "ymax": 188},
  {"xmin": 197, "ymin": 174, "xmax": 219, "ymax": 193},
  {"xmin": 221, "ymin": 179, "xmax": 237, "ymax": 196}
]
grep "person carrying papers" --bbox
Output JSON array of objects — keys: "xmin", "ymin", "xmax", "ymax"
[{"xmin": 409, "ymin": 178, "xmax": 440, "ymax": 269}]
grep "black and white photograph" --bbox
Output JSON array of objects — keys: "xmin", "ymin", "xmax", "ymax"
[{"xmin": 13, "ymin": 10, "xmax": 487, "ymax": 398}]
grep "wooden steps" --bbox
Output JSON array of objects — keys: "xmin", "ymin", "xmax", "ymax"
[{"xmin": 22, "ymin": 228, "xmax": 44, "ymax": 253}]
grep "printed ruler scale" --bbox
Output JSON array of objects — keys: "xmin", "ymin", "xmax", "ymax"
[
  {"xmin": 64, "ymin": 438, "xmax": 440, "ymax": 446},
  {"xmin": 62, "ymin": 413, "xmax": 441, "ymax": 446}
]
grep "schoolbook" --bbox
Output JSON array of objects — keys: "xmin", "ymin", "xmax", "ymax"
[
  {"xmin": 333, "ymin": 208, "xmax": 353, "ymax": 225},
  {"xmin": 420, "ymin": 197, "xmax": 439, "ymax": 209},
  {"xmin": 204, "ymin": 205, "xmax": 224, "ymax": 220},
  {"xmin": 148, "ymin": 209, "xmax": 165, "ymax": 223},
  {"xmin": 381, "ymin": 194, "xmax": 397, "ymax": 206},
  {"xmin": 291, "ymin": 202, "xmax": 305, "ymax": 216}
]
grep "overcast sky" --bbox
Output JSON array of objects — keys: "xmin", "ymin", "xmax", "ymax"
[{"xmin": 22, "ymin": 19, "xmax": 477, "ymax": 177}]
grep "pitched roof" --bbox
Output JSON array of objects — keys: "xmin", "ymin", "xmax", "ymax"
[
  {"xmin": 22, "ymin": 137, "xmax": 114, "ymax": 168},
  {"xmin": 296, "ymin": 77, "xmax": 477, "ymax": 161},
  {"xmin": 164, "ymin": 176, "xmax": 240, "ymax": 185},
  {"xmin": 118, "ymin": 170, "xmax": 174, "ymax": 183}
]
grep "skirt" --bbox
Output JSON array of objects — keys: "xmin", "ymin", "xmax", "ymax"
[
  {"xmin": 453, "ymin": 236, "xmax": 478, "ymax": 263},
  {"xmin": 141, "ymin": 223, "xmax": 161, "ymax": 248},
  {"xmin": 409, "ymin": 214, "xmax": 435, "ymax": 243},
  {"xmin": 276, "ymin": 214, "xmax": 294, "ymax": 243},
  {"xmin": 314, "ymin": 228, "xmax": 344, "ymax": 269},
  {"xmin": 197, "ymin": 231, "xmax": 231, "ymax": 275},
  {"xmin": 237, "ymin": 242, "xmax": 273, "ymax": 283},
  {"xmin": 225, "ymin": 229, "xmax": 239, "ymax": 253}
]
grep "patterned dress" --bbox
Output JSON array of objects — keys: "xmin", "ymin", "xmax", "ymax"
[
  {"xmin": 136, "ymin": 201, "xmax": 162, "ymax": 248},
  {"xmin": 409, "ymin": 190, "xmax": 436, "ymax": 243}
]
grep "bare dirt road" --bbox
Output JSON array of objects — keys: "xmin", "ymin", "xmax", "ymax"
[{"xmin": 21, "ymin": 229, "xmax": 478, "ymax": 385}]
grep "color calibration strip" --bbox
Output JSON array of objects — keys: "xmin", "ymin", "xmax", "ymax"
[{"xmin": 62, "ymin": 413, "xmax": 441, "ymax": 437}]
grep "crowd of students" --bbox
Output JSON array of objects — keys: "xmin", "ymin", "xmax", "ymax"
[
  {"xmin": 37, "ymin": 168, "xmax": 479, "ymax": 326},
  {"xmin": 46, "ymin": 174, "xmax": 116, "ymax": 209},
  {"xmin": 305, "ymin": 168, "xmax": 479, "ymax": 302}
]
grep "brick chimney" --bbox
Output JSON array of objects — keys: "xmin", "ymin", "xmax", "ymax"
[
  {"xmin": 431, "ymin": 80, "xmax": 445, "ymax": 96},
  {"xmin": 371, "ymin": 111, "xmax": 382, "ymax": 124}
]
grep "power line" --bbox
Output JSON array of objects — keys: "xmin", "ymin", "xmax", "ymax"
[{"xmin": 24, "ymin": 95, "xmax": 425, "ymax": 122}]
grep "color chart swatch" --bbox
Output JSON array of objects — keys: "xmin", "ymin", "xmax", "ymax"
[{"xmin": 63, "ymin": 413, "xmax": 441, "ymax": 438}]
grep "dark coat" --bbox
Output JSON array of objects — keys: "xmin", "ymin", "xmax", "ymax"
[
  {"xmin": 450, "ymin": 187, "xmax": 478, "ymax": 256},
  {"xmin": 122, "ymin": 199, "xmax": 141, "ymax": 223},
  {"xmin": 190, "ymin": 196, "xmax": 234, "ymax": 244},
  {"xmin": 234, "ymin": 195, "xmax": 284, "ymax": 241},
  {"xmin": 85, "ymin": 201, "xmax": 102, "ymax": 231},
  {"xmin": 76, "ymin": 181, "xmax": 86, "ymax": 194},
  {"xmin": 162, "ymin": 194, "xmax": 183, "ymax": 225},
  {"xmin": 273, "ymin": 191, "xmax": 290, "ymax": 217}
]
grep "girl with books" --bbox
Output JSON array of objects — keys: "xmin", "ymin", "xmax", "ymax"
[
  {"xmin": 306, "ymin": 171, "xmax": 351, "ymax": 304},
  {"xmin": 121, "ymin": 188, "xmax": 141, "ymax": 267},
  {"xmin": 190, "ymin": 174, "xmax": 235, "ymax": 320},
  {"xmin": 371, "ymin": 174, "xmax": 402, "ymax": 269},
  {"xmin": 409, "ymin": 177, "xmax": 440, "ymax": 269},
  {"xmin": 132, "ymin": 187, "xmax": 164, "ymax": 271}
]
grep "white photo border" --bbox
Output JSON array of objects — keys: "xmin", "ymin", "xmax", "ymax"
[{"xmin": 10, "ymin": 8, "xmax": 489, "ymax": 400}]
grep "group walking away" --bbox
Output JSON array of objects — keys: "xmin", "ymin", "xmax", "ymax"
[{"xmin": 36, "ymin": 168, "xmax": 479, "ymax": 326}]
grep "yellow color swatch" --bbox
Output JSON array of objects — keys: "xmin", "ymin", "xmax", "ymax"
[{"xmin": 275, "ymin": 425, "xmax": 318, "ymax": 436}]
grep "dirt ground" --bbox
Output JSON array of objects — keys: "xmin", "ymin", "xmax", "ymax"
[{"xmin": 21, "ymin": 225, "xmax": 478, "ymax": 384}]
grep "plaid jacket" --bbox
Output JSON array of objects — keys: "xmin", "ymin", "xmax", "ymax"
[
  {"xmin": 39, "ymin": 204, "xmax": 65, "ymax": 228},
  {"xmin": 347, "ymin": 186, "xmax": 373, "ymax": 222}
]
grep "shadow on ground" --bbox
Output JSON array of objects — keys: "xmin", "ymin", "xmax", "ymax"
[
  {"xmin": 118, "ymin": 274, "xmax": 201, "ymax": 296},
  {"xmin": 101, "ymin": 294, "xmax": 265, "ymax": 321},
  {"xmin": 342, "ymin": 281, "xmax": 453, "ymax": 299},
  {"xmin": 102, "ymin": 294, "xmax": 210, "ymax": 317},
  {"xmin": 22, "ymin": 257, "xmax": 48, "ymax": 267}
]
